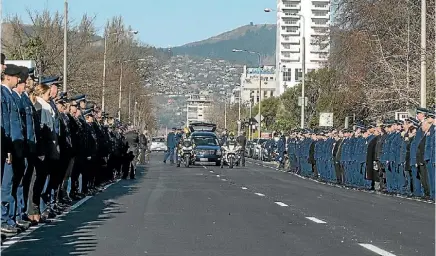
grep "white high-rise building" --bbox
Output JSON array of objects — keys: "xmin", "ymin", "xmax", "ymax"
[
  {"xmin": 186, "ymin": 93, "xmax": 213, "ymax": 125},
  {"xmin": 275, "ymin": 0, "xmax": 331, "ymax": 95}
]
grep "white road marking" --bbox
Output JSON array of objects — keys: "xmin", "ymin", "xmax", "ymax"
[
  {"xmin": 221, "ymin": 179, "xmax": 227, "ymax": 181},
  {"xmin": 358, "ymin": 243, "xmax": 397, "ymax": 256},
  {"xmin": 306, "ymin": 217, "xmax": 327, "ymax": 224},
  {"xmin": 241, "ymin": 187, "xmax": 248, "ymax": 190},
  {"xmin": 274, "ymin": 202, "xmax": 288, "ymax": 207},
  {"xmin": 0, "ymin": 180, "xmax": 120, "ymax": 252},
  {"xmin": 216, "ymin": 175, "xmax": 220, "ymax": 177},
  {"xmin": 17, "ymin": 238, "xmax": 41, "ymax": 243},
  {"xmin": 209, "ymin": 171, "xmax": 213, "ymax": 173},
  {"xmin": 254, "ymin": 193, "xmax": 265, "ymax": 197}
]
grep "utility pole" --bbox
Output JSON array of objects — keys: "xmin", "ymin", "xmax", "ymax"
[
  {"xmin": 420, "ymin": 0, "xmax": 427, "ymax": 108},
  {"xmin": 63, "ymin": 0, "xmax": 68, "ymax": 93},
  {"xmin": 299, "ymin": 15, "xmax": 306, "ymax": 129}
]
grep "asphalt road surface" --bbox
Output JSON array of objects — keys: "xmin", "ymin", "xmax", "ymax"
[{"xmin": 2, "ymin": 154, "xmax": 434, "ymax": 256}]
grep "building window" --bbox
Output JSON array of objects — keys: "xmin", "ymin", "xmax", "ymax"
[
  {"xmin": 295, "ymin": 68, "xmax": 303, "ymax": 82},
  {"xmin": 283, "ymin": 69, "xmax": 292, "ymax": 82}
]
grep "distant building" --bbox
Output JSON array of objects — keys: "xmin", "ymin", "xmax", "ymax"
[
  {"xmin": 231, "ymin": 65, "xmax": 277, "ymax": 105},
  {"xmin": 275, "ymin": 0, "xmax": 331, "ymax": 95},
  {"xmin": 186, "ymin": 94, "xmax": 213, "ymax": 125}
]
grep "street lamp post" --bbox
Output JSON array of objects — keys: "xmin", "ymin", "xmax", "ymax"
[
  {"xmin": 101, "ymin": 30, "xmax": 138, "ymax": 112},
  {"xmin": 232, "ymin": 49, "xmax": 262, "ymax": 139},
  {"xmin": 420, "ymin": 0, "xmax": 427, "ymax": 108},
  {"xmin": 118, "ymin": 58, "xmax": 145, "ymax": 121}
]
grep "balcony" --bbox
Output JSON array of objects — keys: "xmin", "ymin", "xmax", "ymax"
[
  {"xmin": 282, "ymin": 36, "xmax": 300, "ymax": 44},
  {"xmin": 312, "ymin": 2, "xmax": 330, "ymax": 11},
  {"xmin": 312, "ymin": 10, "xmax": 330, "ymax": 18},
  {"xmin": 282, "ymin": 29, "xmax": 300, "ymax": 36},
  {"xmin": 282, "ymin": 55, "xmax": 300, "ymax": 62},
  {"xmin": 281, "ymin": 2, "xmax": 301, "ymax": 11},
  {"xmin": 281, "ymin": 46, "xmax": 301, "ymax": 53}
]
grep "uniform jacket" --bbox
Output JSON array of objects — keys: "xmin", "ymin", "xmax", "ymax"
[
  {"xmin": 2, "ymin": 85, "xmax": 25, "ymax": 158},
  {"xmin": 34, "ymin": 97, "xmax": 60, "ymax": 160}
]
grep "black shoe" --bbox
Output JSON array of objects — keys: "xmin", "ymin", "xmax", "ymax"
[
  {"xmin": 16, "ymin": 220, "xmax": 31, "ymax": 230},
  {"xmin": 38, "ymin": 217, "xmax": 52, "ymax": 224},
  {"xmin": 1, "ymin": 224, "xmax": 20, "ymax": 234}
]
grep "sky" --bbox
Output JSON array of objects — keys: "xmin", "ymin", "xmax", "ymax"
[{"xmin": 3, "ymin": 0, "xmax": 277, "ymax": 48}]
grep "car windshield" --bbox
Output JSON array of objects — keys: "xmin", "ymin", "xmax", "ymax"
[
  {"xmin": 192, "ymin": 136, "xmax": 218, "ymax": 146},
  {"xmin": 152, "ymin": 138, "xmax": 165, "ymax": 142}
]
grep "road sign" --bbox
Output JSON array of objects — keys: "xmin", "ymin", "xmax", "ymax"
[
  {"xmin": 395, "ymin": 112, "xmax": 409, "ymax": 121},
  {"xmin": 255, "ymin": 114, "xmax": 264, "ymax": 123},
  {"xmin": 319, "ymin": 112, "xmax": 334, "ymax": 127},
  {"xmin": 298, "ymin": 97, "xmax": 308, "ymax": 107}
]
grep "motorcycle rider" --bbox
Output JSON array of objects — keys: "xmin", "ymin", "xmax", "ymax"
[
  {"xmin": 236, "ymin": 131, "xmax": 247, "ymax": 167},
  {"xmin": 221, "ymin": 132, "xmax": 239, "ymax": 168}
]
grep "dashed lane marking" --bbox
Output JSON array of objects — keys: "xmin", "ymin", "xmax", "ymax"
[
  {"xmin": 306, "ymin": 217, "xmax": 327, "ymax": 224},
  {"xmin": 274, "ymin": 202, "xmax": 288, "ymax": 207},
  {"xmin": 209, "ymin": 171, "xmax": 213, "ymax": 173},
  {"xmin": 241, "ymin": 187, "xmax": 248, "ymax": 190},
  {"xmin": 216, "ymin": 175, "xmax": 220, "ymax": 177},
  {"xmin": 221, "ymin": 179, "xmax": 227, "ymax": 181},
  {"xmin": 358, "ymin": 243, "xmax": 397, "ymax": 256},
  {"xmin": 254, "ymin": 193, "xmax": 265, "ymax": 197}
]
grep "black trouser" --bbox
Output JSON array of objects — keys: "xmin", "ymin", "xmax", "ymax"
[
  {"xmin": 59, "ymin": 157, "xmax": 74, "ymax": 200},
  {"xmin": 21, "ymin": 155, "xmax": 36, "ymax": 215},
  {"xmin": 30, "ymin": 158, "xmax": 53, "ymax": 215},
  {"xmin": 11, "ymin": 157, "xmax": 25, "ymax": 220},
  {"xmin": 240, "ymin": 150, "xmax": 245, "ymax": 166},
  {"xmin": 44, "ymin": 159, "xmax": 62, "ymax": 204},
  {"xmin": 71, "ymin": 156, "xmax": 86, "ymax": 195}
]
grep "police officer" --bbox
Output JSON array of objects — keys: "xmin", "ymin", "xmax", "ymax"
[
  {"xmin": 1, "ymin": 64, "xmax": 25, "ymax": 234},
  {"xmin": 123, "ymin": 126, "xmax": 139, "ymax": 179},
  {"xmin": 236, "ymin": 131, "xmax": 247, "ymax": 167}
]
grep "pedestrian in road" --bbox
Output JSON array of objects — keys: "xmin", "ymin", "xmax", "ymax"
[
  {"xmin": 163, "ymin": 128, "xmax": 176, "ymax": 164},
  {"xmin": 236, "ymin": 131, "xmax": 247, "ymax": 167},
  {"xmin": 139, "ymin": 130, "xmax": 149, "ymax": 164}
]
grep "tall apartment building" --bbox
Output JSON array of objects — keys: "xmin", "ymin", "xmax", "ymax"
[
  {"xmin": 186, "ymin": 93, "xmax": 213, "ymax": 125},
  {"xmin": 230, "ymin": 65, "xmax": 277, "ymax": 105},
  {"xmin": 275, "ymin": 0, "xmax": 331, "ymax": 95}
]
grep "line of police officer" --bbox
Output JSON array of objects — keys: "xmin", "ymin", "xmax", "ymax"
[
  {"xmin": 263, "ymin": 109, "xmax": 436, "ymax": 200},
  {"xmin": 1, "ymin": 54, "xmax": 137, "ymax": 240}
]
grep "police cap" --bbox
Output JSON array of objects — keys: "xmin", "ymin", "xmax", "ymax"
[
  {"xmin": 18, "ymin": 66, "xmax": 29, "ymax": 83},
  {"xmin": 41, "ymin": 76, "xmax": 62, "ymax": 86},
  {"xmin": 4, "ymin": 64, "xmax": 21, "ymax": 76},
  {"xmin": 70, "ymin": 94, "xmax": 86, "ymax": 103}
]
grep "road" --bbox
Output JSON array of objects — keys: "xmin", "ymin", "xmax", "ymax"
[{"xmin": 1, "ymin": 154, "xmax": 434, "ymax": 256}]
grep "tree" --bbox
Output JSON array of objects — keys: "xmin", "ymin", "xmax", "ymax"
[{"xmin": 2, "ymin": 9, "xmax": 158, "ymax": 126}]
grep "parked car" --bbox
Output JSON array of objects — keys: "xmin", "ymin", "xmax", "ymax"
[{"xmin": 150, "ymin": 137, "xmax": 167, "ymax": 152}]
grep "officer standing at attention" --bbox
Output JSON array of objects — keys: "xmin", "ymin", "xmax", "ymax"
[
  {"xmin": 276, "ymin": 133, "xmax": 286, "ymax": 169},
  {"xmin": 1, "ymin": 64, "xmax": 24, "ymax": 234}
]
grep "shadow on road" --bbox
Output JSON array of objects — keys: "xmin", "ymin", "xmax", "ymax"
[{"xmin": 3, "ymin": 166, "xmax": 148, "ymax": 256}]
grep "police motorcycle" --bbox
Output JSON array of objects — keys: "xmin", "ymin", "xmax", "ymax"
[
  {"xmin": 176, "ymin": 139, "xmax": 195, "ymax": 168},
  {"xmin": 220, "ymin": 136, "xmax": 241, "ymax": 169}
]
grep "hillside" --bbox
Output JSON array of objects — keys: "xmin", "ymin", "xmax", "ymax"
[{"xmin": 164, "ymin": 23, "xmax": 276, "ymax": 66}]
